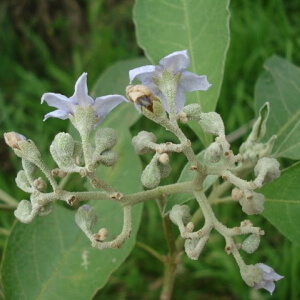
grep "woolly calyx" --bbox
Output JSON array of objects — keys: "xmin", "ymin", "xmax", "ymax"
[
  {"xmin": 181, "ymin": 103, "xmax": 202, "ymax": 121},
  {"xmin": 141, "ymin": 157, "xmax": 161, "ymax": 188},
  {"xmin": 254, "ymin": 157, "xmax": 280, "ymax": 184},
  {"xmin": 239, "ymin": 192, "xmax": 265, "ymax": 215},
  {"xmin": 53, "ymin": 132, "xmax": 75, "ymax": 158},
  {"xmin": 198, "ymin": 112, "xmax": 225, "ymax": 136},
  {"xmin": 240, "ymin": 264, "xmax": 263, "ymax": 289},
  {"xmin": 96, "ymin": 150, "xmax": 118, "ymax": 167},
  {"xmin": 204, "ymin": 142, "xmax": 222, "ymax": 163},
  {"xmin": 242, "ymin": 234, "xmax": 260, "ymax": 254},
  {"xmin": 94, "ymin": 128, "xmax": 117, "ymax": 154},
  {"xmin": 132, "ymin": 131, "xmax": 157, "ymax": 155},
  {"xmin": 169, "ymin": 204, "xmax": 191, "ymax": 226},
  {"xmin": 15, "ymin": 170, "xmax": 32, "ymax": 193},
  {"xmin": 75, "ymin": 205, "xmax": 98, "ymax": 238},
  {"xmin": 14, "ymin": 200, "xmax": 37, "ymax": 224}
]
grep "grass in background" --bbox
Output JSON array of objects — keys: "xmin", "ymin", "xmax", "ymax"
[{"xmin": 1, "ymin": 0, "xmax": 300, "ymax": 299}]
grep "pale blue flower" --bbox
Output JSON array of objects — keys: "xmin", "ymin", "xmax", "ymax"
[
  {"xmin": 41, "ymin": 73, "xmax": 128, "ymax": 123},
  {"xmin": 129, "ymin": 50, "xmax": 211, "ymax": 112},
  {"xmin": 254, "ymin": 263, "xmax": 283, "ymax": 295}
]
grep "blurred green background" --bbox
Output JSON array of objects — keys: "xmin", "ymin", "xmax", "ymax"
[{"xmin": 1, "ymin": 0, "xmax": 300, "ymax": 299}]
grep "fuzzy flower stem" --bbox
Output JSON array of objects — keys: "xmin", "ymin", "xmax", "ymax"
[
  {"xmin": 94, "ymin": 205, "xmax": 132, "ymax": 250},
  {"xmin": 79, "ymin": 130, "xmax": 94, "ymax": 172}
]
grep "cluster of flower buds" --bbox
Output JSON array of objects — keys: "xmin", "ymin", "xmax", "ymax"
[
  {"xmin": 239, "ymin": 103, "xmax": 277, "ymax": 164},
  {"xmin": 132, "ymin": 131, "xmax": 182, "ymax": 188},
  {"xmin": 4, "ymin": 50, "xmax": 284, "ymax": 295}
]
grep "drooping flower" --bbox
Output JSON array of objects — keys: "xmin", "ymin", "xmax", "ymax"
[
  {"xmin": 254, "ymin": 263, "xmax": 284, "ymax": 295},
  {"xmin": 41, "ymin": 73, "xmax": 128, "ymax": 124},
  {"xmin": 129, "ymin": 50, "xmax": 211, "ymax": 113}
]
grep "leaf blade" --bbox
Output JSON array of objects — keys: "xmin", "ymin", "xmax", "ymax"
[{"xmin": 255, "ymin": 56, "xmax": 300, "ymax": 159}]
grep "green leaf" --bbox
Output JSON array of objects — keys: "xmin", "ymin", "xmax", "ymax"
[
  {"xmin": 134, "ymin": 0, "xmax": 230, "ymax": 145},
  {"xmin": 1, "ymin": 58, "xmax": 145, "ymax": 300},
  {"xmin": 260, "ymin": 162, "xmax": 300, "ymax": 247},
  {"xmin": 255, "ymin": 56, "xmax": 300, "ymax": 159},
  {"xmin": 164, "ymin": 152, "xmax": 218, "ymax": 214}
]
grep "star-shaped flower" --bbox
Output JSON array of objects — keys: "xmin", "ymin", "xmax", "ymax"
[
  {"xmin": 129, "ymin": 50, "xmax": 211, "ymax": 113},
  {"xmin": 254, "ymin": 263, "xmax": 284, "ymax": 295},
  {"xmin": 41, "ymin": 73, "xmax": 128, "ymax": 124}
]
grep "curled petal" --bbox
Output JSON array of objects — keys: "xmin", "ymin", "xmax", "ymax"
[
  {"xmin": 43, "ymin": 109, "xmax": 70, "ymax": 121},
  {"xmin": 129, "ymin": 65, "xmax": 156, "ymax": 83},
  {"xmin": 41, "ymin": 93, "xmax": 74, "ymax": 112},
  {"xmin": 159, "ymin": 50, "xmax": 190, "ymax": 73},
  {"xmin": 71, "ymin": 73, "xmax": 94, "ymax": 106},
  {"xmin": 180, "ymin": 71, "xmax": 211, "ymax": 92},
  {"xmin": 93, "ymin": 95, "xmax": 128, "ymax": 120}
]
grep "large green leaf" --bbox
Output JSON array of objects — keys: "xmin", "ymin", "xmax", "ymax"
[
  {"xmin": 255, "ymin": 56, "xmax": 300, "ymax": 159},
  {"xmin": 1, "ymin": 58, "xmax": 145, "ymax": 300},
  {"xmin": 260, "ymin": 162, "xmax": 300, "ymax": 247},
  {"xmin": 134, "ymin": 0, "xmax": 230, "ymax": 145}
]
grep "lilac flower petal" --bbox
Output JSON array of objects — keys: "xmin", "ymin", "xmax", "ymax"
[
  {"xmin": 43, "ymin": 109, "xmax": 70, "ymax": 121},
  {"xmin": 174, "ymin": 86, "xmax": 186, "ymax": 112},
  {"xmin": 180, "ymin": 71, "xmax": 211, "ymax": 92},
  {"xmin": 41, "ymin": 93, "xmax": 75, "ymax": 112},
  {"xmin": 72, "ymin": 73, "xmax": 94, "ymax": 106},
  {"xmin": 159, "ymin": 50, "xmax": 190, "ymax": 73},
  {"xmin": 93, "ymin": 95, "xmax": 128, "ymax": 119},
  {"xmin": 129, "ymin": 65, "xmax": 156, "ymax": 83}
]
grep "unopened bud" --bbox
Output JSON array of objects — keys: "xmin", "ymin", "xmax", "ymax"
[
  {"xmin": 126, "ymin": 84, "xmax": 154, "ymax": 112},
  {"xmin": 204, "ymin": 142, "xmax": 222, "ymax": 163},
  {"xmin": 158, "ymin": 153, "xmax": 169, "ymax": 165},
  {"xmin": 242, "ymin": 234, "xmax": 260, "ymax": 254},
  {"xmin": 169, "ymin": 205, "xmax": 191, "ymax": 226},
  {"xmin": 94, "ymin": 128, "xmax": 117, "ymax": 154},
  {"xmin": 199, "ymin": 112, "xmax": 225, "ymax": 136},
  {"xmin": 4, "ymin": 132, "xmax": 27, "ymax": 150},
  {"xmin": 132, "ymin": 131, "xmax": 157, "ymax": 154},
  {"xmin": 141, "ymin": 158, "xmax": 161, "ymax": 188}
]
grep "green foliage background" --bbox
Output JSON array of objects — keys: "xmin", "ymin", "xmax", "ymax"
[{"xmin": 0, "ymin": 0, "xmax": 300, "ymax": 299}]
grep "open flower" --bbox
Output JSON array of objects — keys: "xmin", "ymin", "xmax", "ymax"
[
  {"xmin": 254, "ymin": 263, "xmax": 284, "ymax": 295},
  {"xmin": 41, "ymin": 73, "xmax": 128, "ymax": 124},
  {"xmin": 129, "ymin": 50, "xmax": 211, "ymax": 113}
]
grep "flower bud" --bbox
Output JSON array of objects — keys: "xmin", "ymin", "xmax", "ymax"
[
  {"xmin": 75, "ymin": 205, "xmax": 98, "ymax": 237},
  {"xmin": 169, "ymin": 204, "xmax": 191, "ymax": 226},
  {"xmin": 94, "ymin": 128, "xmax": 117, "ymax": 154},
  {"xmin": 53, "ymin": 132, "xmax": 75, "ymax": 158},
  {"xmin": 132, "ymin": 131, "xmax": 157, "ymax": 155},
  {"xmin": 15, "ymin": 170, "xmax": 32, "ymax": 192},
  {"xmin": 126, "ymin": 84, "xmax": 154, "ymax": 112},
  {"xmin": 33, "ymin": 177, "xmax": 47, "ymax": 191},
  {"xmin": 97, "ymin": 150, "xmax": 118, "ymax": 166},
  {"xmin": 14, "ymin": 200, "xmax": 36, "ymax": 224},
  {"xmin": 254, "ymin": 157, "xmax": 280, "ymax": 184},
  {"xmin": 158, "ymin": 162, "xmax": 172, "ymax": 178},
  {"xmin": 239, "ymin": 192, "xmax": 265, "ymax": 215},
  {"xmin": 37, "ymin": 202, "xmax": 53, "ymax": 216},
  {"xmin": 181, "ymin": 104, "xmax": 202, "ymax": 121},
  {"xmin": 141, "ymin": 158, "xmax": 161, "ymax": 188},
  {"xmin": 204, "ymin": 142, "xmax": 222, "ymax": 163},
  {"xmin": 242, "ymin": 234, "xmax": 260, "ymax": 254},
  {"xmin": 158, "ymin": 153, "xmax": 169, "ymax": 165},
  {"xmin": 4, "ymin": 132, "xmax": 27, "ymax": 150},
  {"xmin": 198, "ymin": 112, "xmax": 225, "ymax": 136},
  {"xmin": 13, "ymin": 139, "xmax": 42, "ymax": 163}
]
